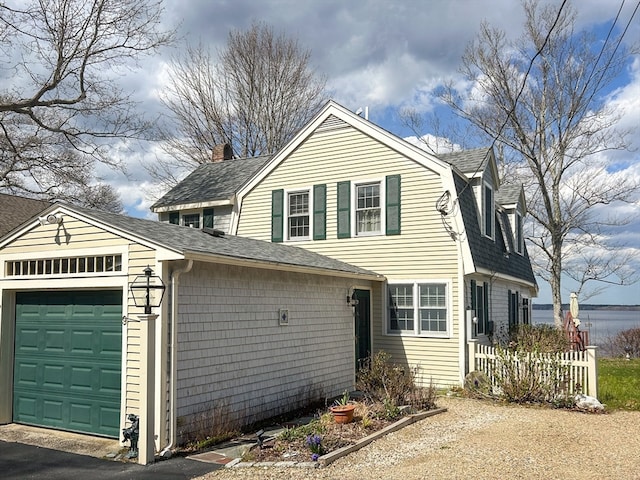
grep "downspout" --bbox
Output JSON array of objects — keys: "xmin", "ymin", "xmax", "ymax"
[{"xmin": 160, "ymin": 259, "xmax": 193, "ymax": 458}]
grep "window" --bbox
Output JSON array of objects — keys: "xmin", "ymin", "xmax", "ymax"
[
  {"xmin": 288, "ymin": 191, "xmax": 310, "ymax": 239},
  {"xmin": 521, "ymin": 297, "xmax": 530, "ymax": 325},
  {"xmin": 6, "ymin": 254, "xmax": 122, "ymax": 276},
  {"xmin": 484, "ymin": 183, "xmax": 494, "ymax": 238},
  {"xmin": 389, "ymin": 284, "xmax": 414, "ymax": 331},
  {"xmin": 169, "ymin": 211, "xmax": 179, "ymax": 225},
  {"xmin": 356, "ymin": 182, "xmax": 381, "ymax": 234},
  {"xmin": 515, "ymin": 212, "xmax": 523, "ymax": 254},
  {"xmin": 388, "ymin": 282, "xmax": 449, "ymax": 336},
  {"xmin": 182, "ymin": 214, "xmax": 200, "ymax": 228}
]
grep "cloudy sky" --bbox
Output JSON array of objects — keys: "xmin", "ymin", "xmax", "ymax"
[{"xmin": 97, "ymin": 0, "xmax": 640, "ymax": 305}]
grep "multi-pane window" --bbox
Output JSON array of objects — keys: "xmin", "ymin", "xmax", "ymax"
[
  {"xmin": 288, "ymin": 191, "xmax": 309, "ymax": 239},
  {"xmin": 388, "ymin": 282, "xmax": 448, "ymax": 336},
  {"xmin": 419, "ymin": 284, "xmax": 447, "ymax": 332},
  {"xmin": 389, "ymin": 284, "xmax": 414, "ymax": 331},
  {"xmin": 356, "ymin": 182, "xmax": 381, "ymax": 234},
  {"xmin": 6, "ymin": 254, "xmax": 122, "ymax": 276},
  {"xmin": 182, "ymin": 214, "xmax": 200, "ymax": 228}
]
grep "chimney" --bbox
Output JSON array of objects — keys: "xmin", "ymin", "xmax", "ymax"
[{"xmin": 212, "ymin": 143, "xmax": 233, "ymax": 162}]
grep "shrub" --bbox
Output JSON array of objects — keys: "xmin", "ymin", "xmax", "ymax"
[
  {"xmin": 603, "ymin": 328, "xmax": 640, "ymax": 358},
  {"xmin": 356, "ymin": 351, "xmax": 437, "ymax": 412},
  {"xmin": 490, "ymin": 346, "xmax": 572, "ymax": 404},
  {"xmin": 506, "ymin": 324, "xmax": 569, "ymax": 353}
]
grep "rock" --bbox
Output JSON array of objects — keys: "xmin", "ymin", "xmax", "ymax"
[{"xmin": 574, "ymin": 394, "xmax": 605, "ymax": 412}]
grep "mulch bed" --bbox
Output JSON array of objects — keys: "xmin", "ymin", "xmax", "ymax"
[{"xmin": 245, "ymin": 406, "xmax": 399, "ymax": 463}]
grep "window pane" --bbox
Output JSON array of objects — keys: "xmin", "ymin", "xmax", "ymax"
[
  {"xmin": 288, "ymin": 192, "xmax": 309, "ymax": 238},
  {"xmin": 389, "ymin": 284, "xmax": 414, "ymax": 331},
  {"xmin": 419, "ymin": 284, "xmax": 447, "ymax": 333},
  {"xmin": 356, "ymin": 183, "xmax": 381, "ymax": 234},
  {"xmin": 183, "ymin": 214, "xmax": 200, "ymax": 228}
]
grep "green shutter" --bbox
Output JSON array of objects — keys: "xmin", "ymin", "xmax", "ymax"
[
  {"xmin": 313, "ymin": 184, "xmax": 326, "ymax": 240},
  {"xmin": 470, "ymin": 280, "xmax": 477, "ymax": 311},
  {"xmin": 508, "ymin": 289, "xmax": 513, "ymax": 328},
  {"xmin": 203, "ymin": 208, "xmax": 214, "ymax": 229},
  {"xmin": 337, "ymin": 181, "xmax": 351, "ymax": 238},
  {"xmin": 169, "ymin": 211, "xmax": 179, "ymax": 225},
  {"xmin": 271, "ymin": 189, "xmax": 284, "ymax": 243},
  {"xmin": 483, "ymin": 281, "xmax": 489, "ymax": 334},
  {"xmin": 385, "ymin": 175, "xmax": 401, "ymax": 235}
]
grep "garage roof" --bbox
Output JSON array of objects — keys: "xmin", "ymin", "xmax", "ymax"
[{"xmin": 36, "ymin": 204, "xmax": 384, "ymax": 280}]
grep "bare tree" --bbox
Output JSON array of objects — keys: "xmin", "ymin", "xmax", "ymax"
[
  {"xmin": 439, "ymin": 0, "xmax": 639, "ymax": 325},
  {"xmin": 151, "ymin": 21, "xmax": 327, "ymax": 186},
  {"xmin": 0, "ymin": 0, "xmax": 173, "ymax": 207}
]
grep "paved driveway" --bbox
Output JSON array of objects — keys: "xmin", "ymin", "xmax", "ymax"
[{"xmin": 0, "ymin": 441, "xmax": 223, "ymax": 480}]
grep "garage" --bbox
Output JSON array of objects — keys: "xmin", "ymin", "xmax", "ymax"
[{"xmin": 13, "ymin": 290, "xmax": 122, "ymax": 437}]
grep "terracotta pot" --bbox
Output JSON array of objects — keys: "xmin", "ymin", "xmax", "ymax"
[{"xmin": 329, "ymin": 404, "xmax": 356, "ymax": 424}]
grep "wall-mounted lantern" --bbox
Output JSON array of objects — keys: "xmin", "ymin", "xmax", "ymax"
[{"xmin": 130, "ymin": 266, "xmax": 166, "ymax": 315}]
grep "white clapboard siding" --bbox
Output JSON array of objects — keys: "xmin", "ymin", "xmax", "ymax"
[{"xmin": 238, "ymin": 123, "xmax": 463, "ymax": 386}]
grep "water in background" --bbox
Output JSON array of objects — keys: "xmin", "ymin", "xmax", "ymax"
[{"xmin": 532, "ymin": 309, "xmax": 640, "ymax": 350}]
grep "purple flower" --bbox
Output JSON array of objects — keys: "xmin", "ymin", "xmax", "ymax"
[{"xmin": 311, "ymin": 453, "xmax": 319, "ymax": 461}]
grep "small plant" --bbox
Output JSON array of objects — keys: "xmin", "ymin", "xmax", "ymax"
[
  {"xmin": 305, "ymin": 434, "xmax": 324, "ymax": 461},
  {"xmin": 506, "ymin": 324, "xmax": 569, "ymax": 353},
  {"xmin": 335, "ymin": 390, "xmax": 350, "ymax": 406}
]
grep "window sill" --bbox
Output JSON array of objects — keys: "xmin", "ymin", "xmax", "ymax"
[{"xmin": 385, "ymin": 331, "xmax": 451, "ymax": 339}]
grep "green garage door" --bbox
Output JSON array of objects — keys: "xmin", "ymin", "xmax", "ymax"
[{"xmin": 13, "ymin": 290, "xmax": 122, "ymax": 437}]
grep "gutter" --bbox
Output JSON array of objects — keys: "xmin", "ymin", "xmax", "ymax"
[{"xmin": 160, "ymin": 259, "xmax": 193, "ymax": 458}]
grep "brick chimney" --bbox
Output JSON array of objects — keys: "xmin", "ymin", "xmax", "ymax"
[{"xmin": 212, "ymin": 143, "xmax": 233, "ymax": 162}]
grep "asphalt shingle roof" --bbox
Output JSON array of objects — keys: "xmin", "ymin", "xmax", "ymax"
[
  {"xmin": 151, "ymin": 156, "xmax": 272, "ymax": 209},
  {"xmin": 454, "ymin": 174, "xmax": 536, "ymax": 285},
  {"xmin": 495, "ymin": 183, "xmax": 523, "ymax": 207},
  {"xmin": 63, "ymin": 204, "xmax": 381, "ymax": 278},
  {"xmin": 0, "ymin": 193, "xmax": 51, "ymax": 238},
  {"xmin": 440, "ymin": 148, "xmax": 491, "ymax": 175}
]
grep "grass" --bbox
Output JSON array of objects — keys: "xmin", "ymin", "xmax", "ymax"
[{"xmin": 597, "ymin": 358, "xmax": 640, "ymax": 411}]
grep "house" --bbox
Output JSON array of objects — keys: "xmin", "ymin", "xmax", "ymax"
[
  {"xmin": 0, "ymin": 193, "xmax": 51, "ymax": 238},
  {"xmin": 150, "ymin": 144, "xmax": 272, "ymax": 233},
  {"xmin": 0, "ymin": 202, "xmax": 383, "ymax": 464},
  {"xmin": 154, "ymin": 100, "xmax": 538, "ymax": 388}
]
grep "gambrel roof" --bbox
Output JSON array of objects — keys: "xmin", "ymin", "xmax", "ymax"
[{"xmin": 454, "ymin": 173, "xmax": 536, "ymax": 284}]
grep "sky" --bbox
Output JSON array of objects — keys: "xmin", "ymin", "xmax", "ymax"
[{"xmin": 91, "ymin": 0, "xmax": 640, "ymax": 305}]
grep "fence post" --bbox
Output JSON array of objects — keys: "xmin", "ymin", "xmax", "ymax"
[
  {"xmin": 467, "ymin": 339, "xmax": 478, "ymax": 375},
  {"xmin": 586, "ymin": 346, "xmax": 598, "ymax": 398}
]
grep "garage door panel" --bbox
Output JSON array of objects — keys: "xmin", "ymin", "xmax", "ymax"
[{"xmin": 13, "ymin": 290, "xmax": 122, "ymax": 437}]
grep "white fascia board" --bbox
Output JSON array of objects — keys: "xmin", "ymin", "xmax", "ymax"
[
  {"xmin": 475, "ymin": 267, "xmax": 538, "ymax": 293},
  {"xmin": 152, "ymin": 198, "xmax": 234, "ymax": 213}
]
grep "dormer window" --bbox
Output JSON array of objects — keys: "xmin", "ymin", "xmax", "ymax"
[{"xmin": 483, "ymin": 183, "xmax": 494, "ymax": 239}]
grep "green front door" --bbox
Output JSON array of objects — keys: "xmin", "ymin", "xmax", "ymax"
[
  {"xmin": 13, "ymin": 290, "xmax": 122, "ymax": 437},
  {"xmin": 354, "ymin": 289, "xmax": 371, "ymax": 369}
]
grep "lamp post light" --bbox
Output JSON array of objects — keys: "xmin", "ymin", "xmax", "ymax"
[{"xmin": 130, "ymin": 266, "xmax": 166, "ymax": 315}]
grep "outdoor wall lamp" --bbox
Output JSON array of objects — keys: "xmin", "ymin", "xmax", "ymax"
[
  {"xmin": 130, "ymin": 266, "xmax": 166, "ymax": 315},
  {"xmin": 346, "ymin": 288, "xmax": 359, "ymax": 306}
]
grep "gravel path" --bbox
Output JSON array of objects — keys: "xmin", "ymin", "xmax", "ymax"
[{"xmin": 196, "ymin": 396, "xmax": 640, "ymax": 480}]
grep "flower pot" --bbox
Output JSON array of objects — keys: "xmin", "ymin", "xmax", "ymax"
[{"xmin": 329, "ymin": 404, "xmax": 356, "ymax": 424}]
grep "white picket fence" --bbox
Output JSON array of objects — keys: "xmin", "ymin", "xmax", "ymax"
[{"xmin": 468, "ymin": 340, "xmax": 598, "ymax": 397}]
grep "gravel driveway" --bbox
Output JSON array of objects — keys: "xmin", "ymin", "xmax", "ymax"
[{"xmin": 196, "ymin": 396, "xmax": 640, "ymax": 480}]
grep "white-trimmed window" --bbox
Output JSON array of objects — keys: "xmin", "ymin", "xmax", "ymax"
[
  {"xmin": 355, "ymin": 182, "xmax": 381, "ymax": 235},
  {"xmin": 182, "ymin": 214, "xmax": 200, "ymax": 228},
  {"xmin": 388, "ymin": 281, "xmax": 449, "ymax": 336},
  {"xmin": 287, "ymin": 190, "xmax": 310, "ymax": 239}
]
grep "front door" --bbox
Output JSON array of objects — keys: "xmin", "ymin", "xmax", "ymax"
[{"xmin": 353, "ymin": 289, "xmax": 371, "ymax": 369}]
